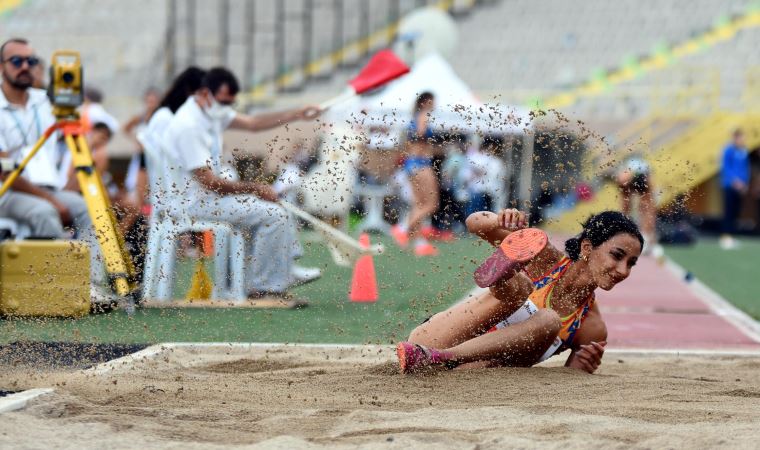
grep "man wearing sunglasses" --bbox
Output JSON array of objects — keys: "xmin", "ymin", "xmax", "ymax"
[
  {"xmin": 162, "ymin": 67, "xmax": 322, "ymax": 303},
  {"xmin": 0, "ymin": 38, "xmax": 108, "ymax": 295}
]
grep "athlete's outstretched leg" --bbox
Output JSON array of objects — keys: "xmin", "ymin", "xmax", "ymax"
[
  {"xmin": 408, "ymin": 273, "xmax": 534, "ymax": 349},
  {"xmin": 399, "ymin": 308, "xmax": 561, "ymax": 373}
]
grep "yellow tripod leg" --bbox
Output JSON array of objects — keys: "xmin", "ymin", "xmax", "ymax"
[
  {"xmin": 0, "ymin": 132, "xmax": 50, "ymax": 198},
  {"xmin": 66, "ymin": 133, "xmax": 136, "ymax": 297}
]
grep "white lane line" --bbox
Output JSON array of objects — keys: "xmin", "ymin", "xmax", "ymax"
[
  {"xmin": 662, "ymin": 257, "xmax": 760, "ymax": 344},
  {"xmin": 602, "ymin": 348, "xmax": 760, "ymax": 357},
  {"xmin": 0, "ymin": 388, "xmax": 54, "ymax": 414}
]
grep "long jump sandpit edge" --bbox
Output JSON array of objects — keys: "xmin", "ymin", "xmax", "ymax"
[{"xmin": 86, "ymin": 342, "xmax": 760, "ymax": 375}]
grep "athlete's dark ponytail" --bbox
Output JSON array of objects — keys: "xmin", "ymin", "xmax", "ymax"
[
  {"xmin": 565, "ymin": 236, "xmax": 583, "ymax": 260},
  {"xmin": 564, "ymin": 211, "xmax": 644, "ymax": 261}
]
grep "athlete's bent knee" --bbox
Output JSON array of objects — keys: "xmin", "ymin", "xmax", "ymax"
[
  {"xmin": 407, "ymin": 323, "xmax": 431, "ymax": 346},
  {"xmin": 534, "ymin": 309, "xmax": 561, "ymax": 336}
]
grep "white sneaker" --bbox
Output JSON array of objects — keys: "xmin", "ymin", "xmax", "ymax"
[
  {"xmin": 290, "ymin": 265, "xmax": 322, "ymax": 287},
  {"xmin": 91, "ymin": 285, "xmax": 116, "ymax": 305},
  {"xmin": 719, "ymin": 235, "xmax": 739, "ymax": 250}
]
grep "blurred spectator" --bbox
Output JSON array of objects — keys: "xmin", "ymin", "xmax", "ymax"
[
  {"xmin": 390, "ymin": 92, "xmax": 440, "ymax": 256},
  {"xmin": 575, "ymin": 182, "xmax": 594, "ymax": 201},
  {"xmin": 124, "ymin": 87, "xmax": 161, "ymax": 142},
  {"xmin": 273, "ymin": 142, "xmax": 311, "ymax": 205},
  {"xmin": 162, "ymin": 67, "xmax": 322, "ymax": 301},
  {"xmin": 749, "ymin": 148, "xmax": 760, "ymax": 232},
  {"xmin": 0, "ymin": 39, "xmax": 62, "ymax": 237},
  {"xmin": 616, "ymin": 154, "xmax": 656, "ymax": 253},
  {"xmin": 440, "ymin": 141, "xmax": 468, "ymax": 201},
  {"xmin": 428, "ymin": 139, "xmax": 461, "ymax": 240},
  {"xmin": 463, "ymin": 136, "xmax": 507, "ymax": 217},
  {"xmin": 0, "ymin": 38, "xmax": 107, "ymax": 292},
  {"xmin": 62, "ymin": 121, "xmax": 140, "ymax": 237},
  {"xmin": 122, "ymin": 87, "xmax": 161, "ymax": 213},
  {"xmin": 80, "ymin": 86, "xmax": 119, "ymax": 134},
  {"xmin": 140, "ymin": 67, "xmax": 206, "ymax": 264},
  {"xmin": 719, "ymin": 129, "xmax": 749, "ymax": 250},
  {"xmin": 439, "ymin": 140, "xmax": 468, "ymax": 233}
]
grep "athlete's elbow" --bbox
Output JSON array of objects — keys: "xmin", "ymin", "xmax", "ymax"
[
  {"xmin": 465, "ymin": 211, "xmax": 495, "ymax": 234},
  {"xmin": 592, "ymin": 322, "xmax": 608, "ymax": 343}
]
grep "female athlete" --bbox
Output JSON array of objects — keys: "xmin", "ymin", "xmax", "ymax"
[
  {"xmin": 397, "ymin": 208, "xmax": 643, "ymax": 374},
  {"xmin": 391, "ymin": 92, "xmax": 441, "ymax": 256}
]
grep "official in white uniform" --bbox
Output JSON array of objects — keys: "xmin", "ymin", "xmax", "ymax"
[
  {"xmin": 0, "ymin": 38, "xmax": 105, "ymax": 286},
  {"xmin": 162, "ymin": 67, "xmax": 321, "ymax": 299}
]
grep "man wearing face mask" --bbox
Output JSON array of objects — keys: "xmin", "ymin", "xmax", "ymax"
[
  {"xmin": 0, "ymin": 38, "xmax": 109, "ymax": 300},
  {"xmin": 162, "ymin": 67, "xmax": 322, "ymax": 302}
]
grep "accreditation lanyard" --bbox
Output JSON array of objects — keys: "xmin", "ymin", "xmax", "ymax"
[{"xmin": 9, "ymin": 103, "xmax": 42, "ymax": 148}]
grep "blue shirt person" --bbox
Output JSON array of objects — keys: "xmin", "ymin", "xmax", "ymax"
[{"xmin": 719, "ymin": 129, "xmax": 749, "ymax": 240}]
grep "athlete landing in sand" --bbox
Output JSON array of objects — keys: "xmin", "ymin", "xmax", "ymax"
[{"xmin": 397, "ymin": 208, "xmax": 643, "ymax": 374}]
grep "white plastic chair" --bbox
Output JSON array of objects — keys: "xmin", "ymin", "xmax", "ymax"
[
  {"xmin": 354, "ymin": 182, "xmax": 391, "ymax": 233},
  {"xmin": 139, "ymin": 129, "xmax": 246, "ymax": 302}
]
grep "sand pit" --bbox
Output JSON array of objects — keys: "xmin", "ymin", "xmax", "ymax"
[{"xmin": 2, "ymin": 344, "xmax": 760, "ymax": 449}]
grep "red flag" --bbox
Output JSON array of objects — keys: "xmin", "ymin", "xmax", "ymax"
[
  {"xmin": 321, "ymin": 50, "xmax": 410, "ymax": 109},
  {"xmin": 348, "ymin": 49, "xmax": 410, "ymax": 94}
]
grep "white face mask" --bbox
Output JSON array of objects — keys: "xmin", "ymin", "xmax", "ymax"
[{"xmin": 205, "ymin": 95, "xmax": 233, "ymax": 121}]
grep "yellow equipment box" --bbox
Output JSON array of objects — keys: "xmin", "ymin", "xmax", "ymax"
[{"xmin": 0, "ymin": 240, "xmax": 90, "ymax": 318}]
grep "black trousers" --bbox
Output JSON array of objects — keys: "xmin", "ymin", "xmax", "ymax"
[{"xmin": 722, "ymin": 188, "xmax": 742, "ymax": 234}]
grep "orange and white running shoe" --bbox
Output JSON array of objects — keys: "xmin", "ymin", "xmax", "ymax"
[
  {"xmin": 390, "ymin": 224, "xmax": 409, "ymax": 248},
  {"xmin": 422, "ymin": 225, "xmax": 456, "ymax": 242},
  {"xmin": 414, "ymin": 241, "xmax": 438, "ymax": 257},
  {"xmin": 396, "ymin": 342, "xmax": 457, "ymax": 374},
  {"xmin": 473, "ymin": 227, "xmax": 548, "ymax": 288}
]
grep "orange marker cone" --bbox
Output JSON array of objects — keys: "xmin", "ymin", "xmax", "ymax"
[
  {"xmin": 201, "ymin": 230, "xmax": 215, "ymax": 257},
  {"xmin": 349, "ymin": 233, "xmax": 378, "ymax": 302},
  {"xmin": 187, "ymin": 231, "xmax": 214, "ymax": 300}
]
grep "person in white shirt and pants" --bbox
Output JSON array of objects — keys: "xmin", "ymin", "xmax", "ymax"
[
  {"xmin": 0, "ymin": 38, "xmax": 106, "ymax": 288},
  {"xmin": 162, "ymin": 67, "xmax": 321, "ymax": 299}
]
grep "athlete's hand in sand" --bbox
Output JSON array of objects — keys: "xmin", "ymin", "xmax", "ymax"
[
  {"xmin": 567, "ymin": 341, "xmax": 606, "ymax": 374},
  {"xmin": 498, "ymin": 208, "xmax": 529, "ymax": 231}
]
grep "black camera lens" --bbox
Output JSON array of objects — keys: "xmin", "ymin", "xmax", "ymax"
[{"xmin": 62, "ymin": 71, "xmax": 75, "ymax": 83}]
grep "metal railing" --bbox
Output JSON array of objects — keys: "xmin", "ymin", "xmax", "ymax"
[{"xmin": 162, "ymin": 0, "xmax": 477, "ymax": 102}]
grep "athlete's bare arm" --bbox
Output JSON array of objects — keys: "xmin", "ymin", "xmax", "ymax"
[{"xmin": 564, "ymin": 302, "xmax": 607, "ymax": 374}]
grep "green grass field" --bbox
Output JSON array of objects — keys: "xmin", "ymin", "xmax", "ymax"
[
  {"xmin": 665, "ymin": 236, "xmax": 760, "ymax": 320},
  {"xmin": 1, "ymin": 234, "xmax": 492, "ymax": 345}
]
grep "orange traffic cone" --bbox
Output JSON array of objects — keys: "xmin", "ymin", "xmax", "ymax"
[
  {"xmin": 201, "ymin": 230, "xmax": 215, "ymax": 257},
  {"xmin": 349, "ymin": 233, "xmax": 378, "ymax": 302}
]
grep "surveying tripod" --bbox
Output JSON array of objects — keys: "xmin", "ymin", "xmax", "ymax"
[{"xmin": 0, "ymin": 104, "xmax": 137, "ymax": 303}]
